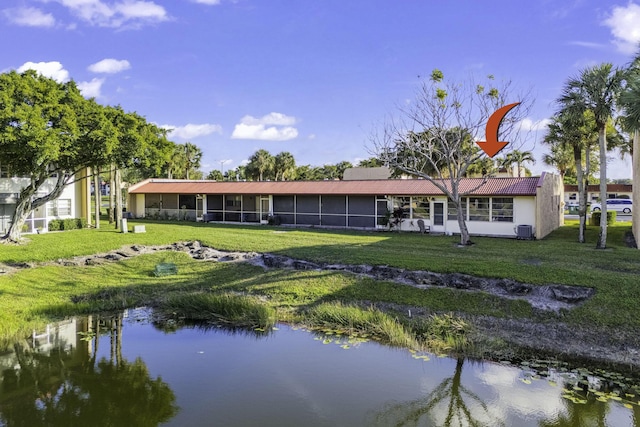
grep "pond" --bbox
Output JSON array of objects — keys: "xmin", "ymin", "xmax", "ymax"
[{"xmin": 1, "ymin": 309, "xmax": 639, "ymax": 427}]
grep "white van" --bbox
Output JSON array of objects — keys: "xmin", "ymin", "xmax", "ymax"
[{"xmin": 590, "ymin": 199, "xmax": 633, "ymax": 214}]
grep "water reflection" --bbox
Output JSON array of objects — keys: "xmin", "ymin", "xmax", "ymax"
[
  {"xmin": 0, "ymin": 314, "xmax": 177, "ymax": 427},
  {"xmin": 372, "ymin": 358, "xmax": 503, "ymax": 426},
  {"xmin": 1, "ymin": 312, "xmax": 639, "ymax": 427}
]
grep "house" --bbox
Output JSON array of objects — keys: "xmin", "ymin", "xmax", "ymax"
[
  {"xmin": 128, "ymin": 173, "xmax": 563, "ymax": 239},
  {"xmin": 0, "ymin": 165, "xmax": 91, "ymax": 234},
  {"xmin": 564, "ymin": 184, "xmax": 633, "ymax": 205}
]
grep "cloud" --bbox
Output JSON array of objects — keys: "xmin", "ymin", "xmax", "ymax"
[
  {"xmin": 88, "ymin": 58, "xmax": 131, "ymax": 73},
  {"xmin": 17, "ymin": 61, "xmax": 70, "ymax": 83},
  {"xmin": 160, "ymin": 123, "xmax": 223, "ymax": 140},
  {"xmin": 192, "ymin": 0, "xmax": 222, "ymax": 4},
  {"xmin": 519, "ymin": 118, "xmax": 551, "ymax": 132},
  {"xmin": 3, "ymin": 7, "xmax": 56, "ymax": 27},
  {"xmin": 567, "ymin": 41, "xmax": 607, "ymax": 49},
  {"xmin": 231, "ymin": 112, "xmax": 299, "ymax": 141},
  {"xmin": 603, "ymin": 3, "xmax": 640, "ymax": 54},
  {"xmin": 49, "ymin": 0, "xmax": 169, "ymax": 28},
  {"xmin": 77, "ymin": 78, "xmax": 106, "ymax": 98}
]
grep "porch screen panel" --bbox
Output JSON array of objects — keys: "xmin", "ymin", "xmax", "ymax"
[
  {"xmin": 273, "ymin": 196, "xmax": 295, "ymax": 224},
  {"xmin": 296, "ymin": 195, "xmax": 320, "ymax": 225},
  {"xmin": 179, "ymin": 195, "xmax": 196, "ymax": 210},
  {"xmin": 322, "ymin": 196, "xmax": 346, "ymax": 226},
  {"xmin": 145, "ymin": 194, "xmax": 161, "ymax": 208},
  {"xmin": 162, "ymin": 194, "xmax": 179, "ymax": 210},
  {"xmin": 207, "ymin": 195, "xmax": 224, "ymax": 221},
  {"xmin": 349, "ymin": 196, "xmax": 376, "ymax": 228}
]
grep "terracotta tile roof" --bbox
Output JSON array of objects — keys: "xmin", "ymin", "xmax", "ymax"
[{"xmin": 129, "ymin": 177, "xmax": 541, "ymax": 196}]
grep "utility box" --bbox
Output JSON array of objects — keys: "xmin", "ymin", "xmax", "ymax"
[{"xmin": 516, "ymin": 224, "xmax": 533, "ymax": 240}]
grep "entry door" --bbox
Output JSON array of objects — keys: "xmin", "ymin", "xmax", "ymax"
[
  {"xmin": 432, "ymin": 202, "xmax": 445, "ymax": 232},
  {"xmin": 196, "ymin": 196, "xmax": 204, "ymax": 219},
  {"xmin": 260, "ymin": 196, "xmax": 271, "ymax": 222}
]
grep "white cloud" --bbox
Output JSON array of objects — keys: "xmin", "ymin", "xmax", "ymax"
[
  {"xmin": 519, "ymin": 118, "xmax": 551, "ymax": 132},
  {"xmin": 567, "ymin": 41, "xmax": 607, "ymax": 49},
  {"xmin": 3, "ymin": 7, "xmax": 56, "ymax": 27},
  {"xmin": 603, "ymin": 3, "xmax": 640, "ymax": 54},
  {"xmin": 88, "ymin": 58, "xmax": 131, "ymax": 73},
  {"xmin": 192, "ymin": 0, "xmax": 222, "ymax": 4},
  {"xmin": 231, "ymin": 112, "xmax": 299, "ymax": 141},
  {"xmin": 50, "ymin": 0, "xmax": 169, "ymax": 28},
  {"xmin": 77, "ymin": 78, "xmax": 105, "ymax": 98},
  {"xmin": 17, "ymin": 61, "xmax": 70, "ymax": 83},
  {"xmin": 160, "ymin": 123, "xmax": 223, "ymax": 140}
]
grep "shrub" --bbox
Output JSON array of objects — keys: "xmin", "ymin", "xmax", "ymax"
[
  {"xmin": 48, "ymin": 219, "xmax": 63, "ymax": 231},
  {"xmin": 62, "ymin": 218, "xmax": 77, "ymax": 230},
  {"xmin": 76, "ymin": 218, "xmax": 88, "ymax": 229},
  {"xmin": 590, "ymin": 211, "xmax": 617, "ymax": 226}
]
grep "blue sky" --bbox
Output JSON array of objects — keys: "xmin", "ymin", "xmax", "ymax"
[{"xmin": 1, "ymin": 0, "xmax": 639, "ymax": 178}]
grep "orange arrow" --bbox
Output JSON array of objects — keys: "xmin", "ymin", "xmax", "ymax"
[{"xmin": 476, "ymin": 102, "xmax": 521, "ymax": 158}]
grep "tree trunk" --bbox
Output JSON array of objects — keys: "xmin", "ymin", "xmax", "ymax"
[
  {"xmin": 93, "ymin": 167, "xmax": 100, "ymax": 229},
  {"xmin": 2, "ymin": 173, "xmax": 67, "ymax": 243},
  {"xmin": 114, "ymin": 167, "xmax": 122, "ymax": 230},
  {"xmin": 633, "ymin": 130, "xmax": 640, "ymax": 248},
  {"xmin": 4, "ymin": 192, "xmax": 33, "ymax": 242},
  {"xmin": 109, "ymin": 164, "xmax": 115, "ymax": 224},
  {"xmin": 596, "ymin": 127, "xmax": 608, "ymax": 249},
  {"xmin": 455, "ymin": 198, "xmax": 471, "ymax": 245},
  {"xmin": 573, "ymin": 145, "xmax": 586, "ymax": 243}
]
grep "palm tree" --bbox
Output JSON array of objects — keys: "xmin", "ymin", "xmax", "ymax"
[
  {"xmin": 501, "ymin": 149, "xmax": 535, "ymax": 177},
  {"xmin": 183, "ymin": 142, "xmax": 202, "ymax": 180},
  {"xmin": 542, "ymin": 143, "xmax": 574, "ymax": 182},
  {"xmin": 619, "ymin": 52, "xmax": 640, "ymax": 248},
  {"xmin": 274, "ymin": 151, "xmax": 296, "ymax": 181},
  {"xmin": 561, "ymin": 63, "xmax": 624, "ymax": 249},
  {"xmin": 246, "ymin": 149, "xmax": 275, "ymax": 181}
]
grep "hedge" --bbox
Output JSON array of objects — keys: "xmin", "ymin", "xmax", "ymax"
[
  {"xmin": 590, "ymin": 211, "xmax": 617, "ymax": 226},
  {"xmin": 48, "ymin": 218, "xmax": 87, "ymax": 232}
]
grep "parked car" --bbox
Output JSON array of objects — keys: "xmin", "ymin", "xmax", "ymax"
[{"xmin": 590, "ymin": 199, "xmax": 633, "ymax": 214}]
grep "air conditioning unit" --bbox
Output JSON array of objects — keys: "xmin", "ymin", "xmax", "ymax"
[{"xmin": 516, "ymin": 224, "xmax": 533, "ymax": 240}]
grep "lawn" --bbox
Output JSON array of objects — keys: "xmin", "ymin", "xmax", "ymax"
[{"xmin": 0, "ymin": 219, "xmax": 638, "ymax": 344}]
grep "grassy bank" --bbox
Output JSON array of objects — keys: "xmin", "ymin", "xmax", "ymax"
[{"xmin": 0, "ymin": 219, "xmax": 638, "ymax": 351}]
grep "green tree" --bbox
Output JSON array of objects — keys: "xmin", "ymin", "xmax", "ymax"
[
  {"xmin": 246, "ymin": 149, "xmax": 275, "ymax": 181},
  {"xmin": 560, "ymin": 63, "xmax": 624, "ymax": 249},
  {"xmin": 0, "ymin": 71, "xmax": 111, "ymax": 242},
  {"xmin": 501, "ymin": 149, "xmax": 535, "ymax": 177},
  {"xmin": 274, "ymin": 151, "xmax": 297, "ymax": 181},
  {"xmin": 182, "ymin": 142, "xmax": 203, "ymax": 180},
  {"xmin": 206, "ymin": 169, "xmax": 224, "ymax": 180}
]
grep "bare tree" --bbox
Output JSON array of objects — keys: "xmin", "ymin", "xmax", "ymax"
[{"xmin": 372, "ymin": 70, "xmax": 532, "ymax": 245}]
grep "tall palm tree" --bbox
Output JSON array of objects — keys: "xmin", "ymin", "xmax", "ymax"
[
  {"xmin": 619, "ymin": 52, "xmax": 640, "ymax": 248},
  {"xmin": 502, "ymin": 149, "xmax": 535, "ymax": 177},
  {"xmin": 542, "ymin": 143, "xmax": 574, "ymax": 182},
  {"xmin": 246, "ymin": 149, "xmax": 275, "ymax": 181},
  {"xmin": 274, "ymin": 151, "xmax": 296, "ymax": 181},
  {"xmin": 183, "ymin": 142, "xmax": 202, "ymax": 180},
  {"xmin": 561, "ymin": 63, "xmax": 624, "ymax": 249}
]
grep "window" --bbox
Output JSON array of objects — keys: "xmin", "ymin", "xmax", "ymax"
[
  {"xmin": 568, "ymin": 193, "xmax": 577, "ymax": 200},
  {"xmin": 448, "ymin": 198, "xmax": 466, "ymax": 221},
  {"xmin": 392, "ymin": 196, "xmax": 410, "ymax": 218},
  {"xmin": 468, "ymin": 197, "xmax": 490, "ymax": 221},
  {"xmin": 492, "ymin": 198, "xmax": 513, "ymax": 222},
  {"xmin": 412, "ymin": 197, "xmax": 430, "ymax": 219},
  {"xmin": 47, "ymin": 199, "xmax": 71, "ymax": 216}
]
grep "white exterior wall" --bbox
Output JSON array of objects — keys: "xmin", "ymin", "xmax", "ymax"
[{"xmin": 392, "ymin": 196, "xmax": 536, "ymax": 238}]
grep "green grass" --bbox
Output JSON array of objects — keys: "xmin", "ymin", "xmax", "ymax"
[{"xmin": 0, "ymin": 219, "xmax": 638, "ymax": 351}]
